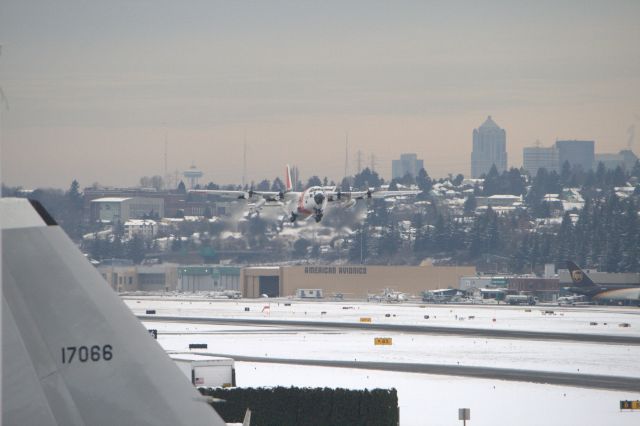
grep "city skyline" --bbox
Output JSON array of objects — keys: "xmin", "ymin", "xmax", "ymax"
[{"xmin": 1, "ymin": 1, "xmax": 639, "ymax": 188}]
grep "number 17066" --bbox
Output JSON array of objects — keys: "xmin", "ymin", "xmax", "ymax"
[{"xmin": 61, "ymin": 345, "xmax": 113, "ymax": 364}]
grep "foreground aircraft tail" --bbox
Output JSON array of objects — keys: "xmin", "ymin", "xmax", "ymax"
[{"xmin": 1, "ymin": 198, "xmax": 225, "ymax": 426}]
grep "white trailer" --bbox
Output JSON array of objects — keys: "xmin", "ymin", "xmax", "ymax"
[
  {"xmin": 169, "ymin": 353, "xmax": 235, "ymax": 388},
  {"xmin": 296, "ymin": 288, "xmax": 324, "ymax": 299}
]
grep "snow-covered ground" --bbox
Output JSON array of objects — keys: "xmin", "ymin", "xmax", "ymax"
[
  {"xmin": 236, "ymin": 363, "xmax": 639, "ymax": 426},
  {"xmin": 143, "ymin": 321, "xmax": 640, "ymax": 378},
  {"xmin": 125, "ymin": 296, "xmax": 640, "ymax": 336},
  {"xmin": 124, "ymin": 296, "xmax": 640, "ymax": 425}
]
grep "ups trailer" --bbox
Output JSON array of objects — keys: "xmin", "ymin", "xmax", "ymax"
[{"xmin": 169, "ymin": 353, "xmax": 236, "ymax": 388}]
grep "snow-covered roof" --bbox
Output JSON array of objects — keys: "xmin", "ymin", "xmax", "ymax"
[
  {"xmin": 562, "ymin": 201, "xmax": 585, "ymax": 211},
  {"xmin": 124, "ymin": 219, "xmax": 157, "ymax": 226},
  {"xmin": 488, "ymin": 194, "xmax": 521, "ymax": 200},
  {"xmin": 91, "ymin": 197, "xmax": 131, "ymax": 203}
]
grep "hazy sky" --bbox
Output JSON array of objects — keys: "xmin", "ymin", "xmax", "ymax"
[{"xmin": 1, "ymin": 1, "xmax": 639, "ymax": 189}]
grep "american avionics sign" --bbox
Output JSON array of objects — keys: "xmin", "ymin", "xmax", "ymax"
[{"xmin": 303, "ymin": 266, "xmax": 367, "ymax": 275}]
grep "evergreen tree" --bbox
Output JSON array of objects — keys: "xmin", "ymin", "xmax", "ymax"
[
  {"xmin": 340, "ymin": 177, "xmax": 351, "ymax": 192},
  {"xmin": 378, "ymin": 224, "xmax": 402, "ymax": 260},
  {"xmin": 306, "ymin": 176, "xmax": 322, "ymax": 188},
  {"xmin": 463, "ymin": 194, "xmax": 477, "ymax": 215},
  {"xmin": 256, "ymin": 179, "xmax": 270, "ymax": 191},
  {"xmin": 63, "ymin": 179, "xmax": 84, "ymax": 239},
  {"xmin": 353, "ymin": 168, "xmax": 382, "ymax": 190},
  {"xmin": 553, "ymin": 212, "xmax": 574, "ymax": 265},
  {"xmin": 482, "ymin": 165, "xmax": 500, "ymax": 195},
  {"xmin": 618, "ymin": 199, "xmax": 639, "ymax": 272},
  {"xmin": 631, "ymin": 160, "xmax": 640, "ymax": 180},
  {"xmin": 293, "ymin": 238, "xmax": 311, "ymax": 258},
  {"xmin": 415, "ymin": 168, "xmax": 433, "ymax": 198},
  {"xmin": 271, "ymin": 177, "xmax": 285, "ymax": 192},
  {"xmin": 126, "ymin": 234, "xmax": 146, "ymax": 264},
  {"xmin": 348, "ymin": 225, "xmax": 369, "ymax": 264},
  {"xmin": 560, "ymin": 161, "xmax": 572, "ymax": 186}
]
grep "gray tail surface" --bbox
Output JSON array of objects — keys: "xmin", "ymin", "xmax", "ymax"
[{"xmin": 2, "ymin": 198, "xmax": 226, "ymax": 426}]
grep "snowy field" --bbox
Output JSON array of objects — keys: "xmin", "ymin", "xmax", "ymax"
[
  {"xmin": 124, "ymin": 296, "xmax": 640, "ymax": 425},
  {"xmin": 143, "ymin": 321, "xmax": 640, "ymax": 378},
  {"xmin": 125, "ymin": 296, "xmax": 640, "ymax": 336},
  {"xmin": 236, "ymin": 363, "xmax": 638, "ymax": 426}
]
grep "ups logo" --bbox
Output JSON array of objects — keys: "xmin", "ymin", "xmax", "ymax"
[{"xmin": 571, "ymin": 270, "xmax": 583, "ymax": 282}]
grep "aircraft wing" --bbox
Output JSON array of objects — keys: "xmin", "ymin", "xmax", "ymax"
[
  {"xmin": 370, "ymin": 189, "xmax": 422, "ymax": 199},
  {"xmin": 326, "ymin": 189, "xmax": 421, "ymax": 202},
  {"xmin": 189, "ymin": 188, "xmax": 283, "ymax": 201},
  {"xmin": 1, "ymin": 198, "xmax": 226, "ymax": 426}
]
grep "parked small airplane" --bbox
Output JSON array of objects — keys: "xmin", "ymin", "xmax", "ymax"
[
  {"xmin": 367, "ymin": 288, "xmax": 410, "ymax": 303},
  {"xmin": 190, "ymin": 165, "xmax": 421, "ymax": 223},
  {"xmin": 565, "ymin": 261, "xmax": 640, "ymax": 305}
]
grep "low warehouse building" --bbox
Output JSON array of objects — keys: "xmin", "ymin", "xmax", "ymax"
[{"xmin": 241, "ymin": 264, "xmax": 476, "ymax": 298}]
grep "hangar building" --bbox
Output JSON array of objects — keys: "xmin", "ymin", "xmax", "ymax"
[{"xmin": 241, "ymin": 264, "xmax": 476, "ymax": 298}]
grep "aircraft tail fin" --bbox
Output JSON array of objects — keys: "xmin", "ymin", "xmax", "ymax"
[
  {"xmin": 566, "ymin": 261, "xmax": 597, "ymax": 288},
  {"xmin": 285, "ymin": 164, "xmax": 293, "ymax": 192},
  {"xmin": 1, "ymin": 198, "xmax": 225, "ymax": 425}
]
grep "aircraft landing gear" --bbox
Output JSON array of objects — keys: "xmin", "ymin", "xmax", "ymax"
[
  {"xmin": 314, "ymin": 213, "xmax": 323, "ymax": 223},
  {"xmin": 289, "ymin": 212, "xmax": 297, "ymax": 222}
]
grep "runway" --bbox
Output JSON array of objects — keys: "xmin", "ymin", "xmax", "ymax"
[
  {"xmin": 139, "ymin": 315, "xmax": 640, "ymax": 345},
  {"xmin": 194, "ymin": 352, "xmax": 640, "ymax": 392}
]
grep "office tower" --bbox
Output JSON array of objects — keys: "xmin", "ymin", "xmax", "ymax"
[
  {"xmin": 555, "ymin": 140, "xmax": 595, "ymax": 171},
  {"xmin": 471, "ymin": 116, "xmax": 507, "ymax": 178},
  {"xmin": 392, "ymin": 153, "xmax": 424, "ymax": 180},
  {"xmin": 523, "ymin": 145, "xmax": 560, "ymax": 176}
]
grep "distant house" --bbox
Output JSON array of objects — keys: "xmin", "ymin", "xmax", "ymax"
[{"xmin": 124, "ymin": 219, "xmax": 159, "ymax": 240}]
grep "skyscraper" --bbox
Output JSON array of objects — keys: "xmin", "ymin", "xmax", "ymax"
[
  {"xmin": 555, "ymin": 140, "xmax": 594, "ymax": 171},
  {"xmin": 471, "ymin": 116, "xmax": 507, "ymax": 178},
  {"xmin": 523, "ymin": 145, "xmax": 560, "ymax": 176},
  {"xmin": 392, "ymin": 153, "xmax": 424, "ymax": 180}
]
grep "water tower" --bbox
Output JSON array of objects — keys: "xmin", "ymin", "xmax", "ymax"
[{"xmin": 183, "ymin": 164, "xmax": 203, "ymax": 189}]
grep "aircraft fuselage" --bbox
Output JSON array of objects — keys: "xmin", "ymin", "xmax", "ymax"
[{"xmin": 292, "ymin": 186, "xmax": 327, "ymax": 223}]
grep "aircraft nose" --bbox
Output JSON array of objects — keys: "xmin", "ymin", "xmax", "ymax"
[{"xmin": 314, "ymin": 193, "xmax": 325, "ymax": 205}]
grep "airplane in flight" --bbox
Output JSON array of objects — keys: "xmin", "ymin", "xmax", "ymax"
[
  {"xmin": 1, "ymin": 198, "xmax": 234, "ymax": 425},
  {"xmin": 565, "ymin": 261, "xmax": 640, "ymax": 305},
  {"xmin": 189, "ymin": 165, "xmax": 421, "ymax": 223}
]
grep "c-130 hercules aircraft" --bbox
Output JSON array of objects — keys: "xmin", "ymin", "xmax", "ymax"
[{"xmin": 190, "ymin": 165, "xmax": 421, "ymax": 223}]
